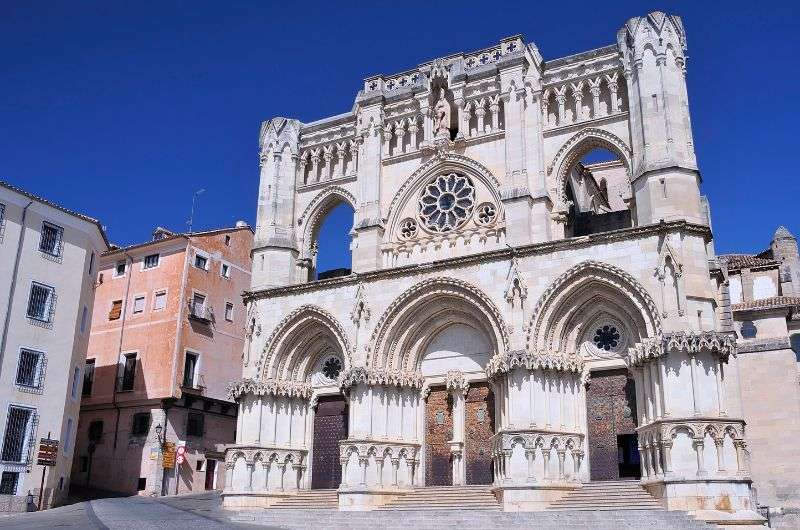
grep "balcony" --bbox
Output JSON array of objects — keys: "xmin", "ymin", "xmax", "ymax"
[{"xmin": 188, "ymin": 303, "xmax": 214, "ymax": 324}]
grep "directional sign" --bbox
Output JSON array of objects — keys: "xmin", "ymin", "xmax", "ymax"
[{"xmin": 37, "ymin": 438, "xmax": 59, "ymax": 467}]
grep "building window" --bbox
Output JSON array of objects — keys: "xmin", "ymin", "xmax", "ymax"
[
  {"xmin": 153, "ymin": 290, "xmax": 167, "ymax": 311},
  {"xmin": 224, "ymin": 302, "xmax": 234, "ymax": 322},
  {"xmin": 39, "ymin": 222, "xmax": 64, "ymax": 257},
  {"xmin": 220, "ymin": 263, "xmax": 231, "ymax": 279},
  {"xmin": 132, "ymin": 295, "xmax": 145, "ymax": 314},
  {"xmin": 108, "ymin": 300, "xmax": 123, "ymax": 320},
  {"xmin": 186, "ymin": 413, "xmax": 204, "ymax": 437},
  {"xmin": 114, "ymin": 260, "xmax": 127, "ymax": 277},
  {"xmin": 70, "ymin": 366, "xmax": 81, "ymax": 399},
  {"xmin": 224, "ymin": 235, "xmax": 231, "ymax": 246},
  {"xmin": 194, "ymin": 254, "xmax": 208, "ymax": 270},
  {"xmin": 1, "ymin": 406, "xmax": 35, "ymax": 463},
  {"xmin": 143, "ymin": 254, "xmax": 159, "ymax": 269},
  {"xmin": 80, "ymin": 305, "xmax": 89, "ymax": 333},
  {"xmin": 131, "ymin": 413, "xmax": 150, "ymax": 437},
  {"xmin": 119, "ymin": 353, "xmax": 136, "ymax": 392},
  {"xmin": 137, "ymin": 478, "xmax": 146, "ymax": 491},
  {"xmin": 191, "ymin": 293, "xmax": 206, "ymax": 316},
  {"xmin": 183, "ymin": 352, "xmax": 199, "ymax": 388},
  {"xmin": 27, "ymin": 282, "xmax": 55, "ymax": 322},
  {"xmin": 196, "ymin": 459, "xmax": 205, "ymax": 472},
  {"xmin": 15, "ymin": 349, "xmax": 45, "ymax": 389},
  {"xmin": 88, "ymin": 420, "xmax": 103, "ymax": 442},
  {"xmin": 0, "ymin": 472, "xmax": 19, "ymax": 495},
  {"xmin": 82, "ymin": 359, "xmax": 95, "ymax": 396},
  {"xmin": 63, "ymin": 418, "xmax": 73, "ymax": 450},
  {"xmin": 88, "ymin": 252, "xmax": 95, "ymax": 276}
]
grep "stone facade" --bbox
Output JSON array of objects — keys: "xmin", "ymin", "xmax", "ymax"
[{"xmin": 222, "ymin": 11, "xmax": 780, "ymax": 526}]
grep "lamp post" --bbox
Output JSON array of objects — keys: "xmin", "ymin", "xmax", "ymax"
[{"xmin": 155, "ymin": 423, "xmax": 166, "ymax": 496}]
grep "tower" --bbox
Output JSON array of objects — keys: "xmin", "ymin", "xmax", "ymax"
[{"xmin": 618, "ymin": 12, "xmax": 704, "ymax": 226}]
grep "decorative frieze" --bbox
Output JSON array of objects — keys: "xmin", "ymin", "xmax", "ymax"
[
  {"xmin": 486, "ymin": 349, "xmax": 583, "ymax": 379},
  {"xmin": 626, "ymin": 331, "xmax": 737, "ymax": 367},
  {"xmin": 338, "ymin": 367, "xmax": 424, "ymax": 391},
  {"xmin": 226, "ymin": 378, "xmax": 312, "ymax": 401}
]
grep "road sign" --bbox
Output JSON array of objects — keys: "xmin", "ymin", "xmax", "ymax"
[
  {"xmin": 176, "ymin": 446, "xmax": 186, "ymax": 456},
  {"xmin": 37, "ymin": 438, "xmax": 59, "ymax": 467},
  {"xmin": 176, "ymin": 454, "xmax": 185, "ymax": 465},
  {"xmin": 162, "ymin": 442, "xmax": 176, "ymax": 469}
]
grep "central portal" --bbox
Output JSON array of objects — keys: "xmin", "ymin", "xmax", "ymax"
[
  {"xmin": 311, "ymin": 395, "xmax": 348, "ymax": 489},
  {"xmin": 586, "ymin": 369, "xmax": 640, "ymax": 480}
]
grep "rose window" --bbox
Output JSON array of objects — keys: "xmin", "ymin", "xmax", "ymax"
[
  {"xmin": 418, "ymin": 173, "xmax": 475, "ymax": 233},
  {"xmin": 322, "ymin": 357, "xmax": 343, "ymax": 380},
  {"xmin": 399, "ymin": 218, "xmax": 418, "ymax": 240},
  {"xmin": 593, "ymin": 325, "xmax": 621, "ymax": 351},
  {"xmin": 476, "ymin": 202, "xmax": 497, "ymax": 226}
]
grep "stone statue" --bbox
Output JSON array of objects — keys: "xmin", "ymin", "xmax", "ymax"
[{"xmin": 433, "ymin": 88, "xmax": 451, "ymax": 138}]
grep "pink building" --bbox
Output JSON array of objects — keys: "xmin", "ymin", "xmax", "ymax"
[{"xmin": 71, "ymin": 224, "xmax": 252, "ymax": 496}]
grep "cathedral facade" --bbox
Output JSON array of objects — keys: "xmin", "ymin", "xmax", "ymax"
[{"xmin": 222, "ymin": 11, "xmax": 799, "ymax": 525}]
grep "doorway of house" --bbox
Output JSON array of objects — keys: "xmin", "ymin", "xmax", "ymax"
[
  {"xmin": 311, "ymin": 395, "xmax": 348, "ymax": 489},
  {"xmin": 425, "ymin": 386, "xmax": 453, "ymax": 486},
  {"xmin": 204, "ymin": 459, "xmax": 217, "ymax": 490},
  {"xmin": 464, "ymin": 382, "xmax": 494, "ymax": 485},
  {"xmin": 586, "ymin": 369, "xmax": 640, "ymax": 480}
]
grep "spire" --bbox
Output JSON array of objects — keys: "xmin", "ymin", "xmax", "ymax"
[{"xmin": 774, "ymin": 225, "xmax": 795, "ymax": 241}]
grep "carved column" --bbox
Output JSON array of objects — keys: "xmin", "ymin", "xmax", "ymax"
[
  {"xmin": 382, "ymin": 124, "xmax": 393, "ymax": 157},
  {"xmin": 588, "ymin": 78, "xmax": 602, "ymax": 117},
  {"xmin": 391, "ymin": 458, "xmax": 399, "ymax": 487},
  {"xmin": 475, "ymin": 101, "xmax": 486, "ymax": 134},
  {"xmin": 526, "ymin": 448, "xmax": 536, "ymax": 483},
  {"xmin": 408, "ymin": 117, "xmax": 419, "ymax": 151},
  {"xmin": 693, "ymin": 439, "xmax": 706, "ymax": 476},
  {"xmin": 606, "ymin": 73, "xmax": 619, "ymax": 113},
  {"xmin": 555, "ymin": 92, "xmax": 567, "ymax": 125},
  {"xmin": 661, "ymin": 439, "xmax": 673, "ymax": 474},
  {"xmin": 571, "ymin": 85, "xmax": 583, "ymax": 122},
  {"xmin": 322, "ymin": 146, "xmax": 333, "ymax": 181},
  {"xmin": 460, "ymin": 102, "xmax": 471, "ymax": 138},
  {"xmin": 715, "ymin": 438, "xmax": 725, "ymax": 472},
  {"xmin": 309, "ymin": 150, "xmax": 321, "ymax": 184},
  {"xmin": 490, "ymin": 95, "xmax": 500, "ymax": 132},
  {"xmin": 395, "ymin": 121, "xmax": 406, "ymax": 154}
]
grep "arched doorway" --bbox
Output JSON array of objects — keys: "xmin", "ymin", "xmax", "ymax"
[
  {"xmin": 310, "ymin": 201, "xmax": 354, "ymax": 281},
  {"xmin": 564, "ymin": 147, "xmax": 632, "ymax": 237}
]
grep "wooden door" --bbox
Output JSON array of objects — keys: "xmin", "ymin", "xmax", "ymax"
[
  {"xmin": 586, "ymin": 369, "xmax": 639, "ymax": 480},
  {"xmin": 465, "ymin": 383, "xmax": 495, "ymax": 485},
  {"xmin": 311, "ymin": 395, "xmax": 348, "ymax": 489},
  {"xmin": 425, "ymin": 387, "xmax": 453, "ymax": 486}
]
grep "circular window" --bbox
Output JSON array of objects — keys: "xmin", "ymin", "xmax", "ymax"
[
  {"xmin": 475, "ymin": 202, "xmax": 497, "ymax": 226},
  {"xmin": 593, "ymin": 325, "xmax": 621, "ymax": 351},
  {"xmin": 322, "ymin": 357, "xmax": 342, "ymax": 380},
  {"xmin": 399, "ymin": 218, "xmax": 418, "ymax": 240},
  {"xmin": 418, "ymin": 173, "xmax": 475, "ymax": 233}
]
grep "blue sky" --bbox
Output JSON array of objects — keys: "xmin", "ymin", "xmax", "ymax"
[{"xmin": 2, "ymin": 2, "xmax": 798, "ymax": 273}]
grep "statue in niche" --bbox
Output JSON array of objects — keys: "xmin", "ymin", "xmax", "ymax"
[{"xmin": 433, "ymin": 88, "xmax": 452, "ymax": 139}]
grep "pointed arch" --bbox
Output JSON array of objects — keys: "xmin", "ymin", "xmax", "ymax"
[
  {"xmin": 526, "ymin": 261, "xmax": 661, "ymax": 356},
  {"xmin": 367, "ymin": 277, "xmax": 509, "ymax": 372},
  {"xmin": 255, "ymin": 304, "xmax": 352, "ymax": 382},
  {"xmin": 547, "ymin": 128, "xmax": 632, "ymax": 211}
]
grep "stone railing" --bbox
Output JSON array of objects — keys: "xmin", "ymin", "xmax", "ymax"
[
  {"xmin": 223, "ymin": 444, "xmax": 308, "ymax": 494},
  {"xmin": 338, "ymin": 439, "xmax": 421, "ymax": 491},
  {"xmin": 491, "ymin": 429, "xmax": 584, "ymax": 486}
]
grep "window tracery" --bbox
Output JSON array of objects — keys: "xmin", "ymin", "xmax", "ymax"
[
  {"xmin": 399, "ymin": 218, "xmax": 418, "ymax": 240},
  {"xmin": 418, "ymin": 173, "xmax": 475, "ymax": 233},
  {"xmin": 475, "ymin": 202, "xmax": 497, "ymax": 226}
]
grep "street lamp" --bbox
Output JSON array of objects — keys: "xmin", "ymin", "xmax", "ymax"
[{"xmin": 155, "ymin": 423, "xmax": 164, "ymax": 444}]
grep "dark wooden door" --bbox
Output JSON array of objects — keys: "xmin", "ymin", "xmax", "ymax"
[
  {"xmin": 425, "ymin": 387, "xmax": 453, "ymax": 486},
  {"xmin": 586, "ymin": 369, "xmax": 639, "ymax": 480},
  {"xmin": 465, "ymin": 383, "xmax": 495, "ymax": 485},
  {"xmin": 312, "ymin": 395, "xmax": 348, "ymax": 489}
]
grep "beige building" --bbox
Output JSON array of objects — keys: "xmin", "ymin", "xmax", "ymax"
[
  {"xmin": 72, "ymin": 224, "xmax": 253, "ymax": 497},
  {"xmin": 220, "ymin": 10, "xmax": 797, "ymax": 528},
  {"xmin": 0, "ymin": 181, "xmax": 108, "ymax": 511}
]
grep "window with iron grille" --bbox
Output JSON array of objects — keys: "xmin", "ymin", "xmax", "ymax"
[
  {"xmin": 224, "ymin": 303, "xmax": 234, "ymax": 322},
  {"xmin": 0, "ymin": 472, "xmax": 18, "ymax": 495},
  {"xmin": 143, "ymin": 254, "xmax": 159, "ymax": 269},
  {"xmin": 1, "ymin": 406, "xmax": 34, "ymax": 463},
  {"xmin": 26, "ymin": 282, "xmax": 55, "ymax": 322},
  {"xmin": 15, "ymin": 349, "xmax": 44, "ymax": 389},
  {"xmin": 114, "ymin": 260, "xmax": 127, "ymax": 277},
  {"xmin": 88, "ymin": 420, "xmax": 103, "ymax": 442},
  {"xmin": 119, "ymin": 353, "xmax": 136, "ymax": 392},
  {"xmin": 39, "ymin": 222, "xmax": 64, "ymax": 257},
  {"xmin": 186, "ymin": 413, "xmax": 204, "ymax": 437},
  {"xmin": 131, "ymin": 413, "xmax": 150, "ymax": 437},
  {"xmin": 82, "ymin": 359, "xmax": 95, "ymax": 396},
  {"xmin": 220, "ymin": 263, "xmax": 230, "ymax": 278}
]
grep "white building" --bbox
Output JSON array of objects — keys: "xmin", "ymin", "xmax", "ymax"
[
  {"xmin": 0, "ymin": 181, "xmax": 107, "ymax": 511},
  {"xmin": 222, "ymin": 11, "xmax": 786, "ymax": 526}
]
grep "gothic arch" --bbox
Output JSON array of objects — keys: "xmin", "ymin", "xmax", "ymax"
[
  {"xmin": 298, "ymin": 186, "xmax": 357, "ymax": 260},
  {"xmin": 367, "ymin": 277, "xmax": 509, "ymax": 372},
  {"xmin": 384, "ymin": 153, "xmax": 503, "ymax": 237},
  {"xmin": 547, "ymin": 128, "xmax": 632, "ymax": 211},
  {"xmin": 526, "ymin": 260, "xmax": 661, "ymax": 356},
  {"xmin": 256, "ymin": 304, "xmax": 352, "ymax": 382}
]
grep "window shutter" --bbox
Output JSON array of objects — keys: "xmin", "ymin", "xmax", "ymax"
[{"xmin": 109, "ymin": 300, "xmax": 122, "ymax": 320}]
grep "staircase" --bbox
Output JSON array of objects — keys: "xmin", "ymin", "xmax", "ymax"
[
  {"xmin": 378, "ymin": 485, "xmax": 499, "ymax": 511},
  {"xmin": 548, "ymin": 479, "xmax": 663, "ymax": 511},
  {"xmin": 269, "ymin": 489, "xmax": 338, "ymax": 509}
]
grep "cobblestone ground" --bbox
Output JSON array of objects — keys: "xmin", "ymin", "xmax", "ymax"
[{"xmin": 0, "ymin": 491, "xmax": 268, "ymax": 530}]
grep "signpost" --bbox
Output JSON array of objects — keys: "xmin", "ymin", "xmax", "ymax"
[
  {"xmin": 36, "ymin": 435, "xmax": 59, "ymax": 511},
  {"xmin": 174, "ymin": 442, "xmax": 186, "ymax": 495}
]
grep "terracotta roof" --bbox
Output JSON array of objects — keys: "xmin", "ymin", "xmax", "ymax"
[
  {"xmin": 720, "ymin": 254, "xmax": 777, "ymax": 270},
  {"xmin": 731, "ymin": 296, "xmax": 800, "ymax": 312}
]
